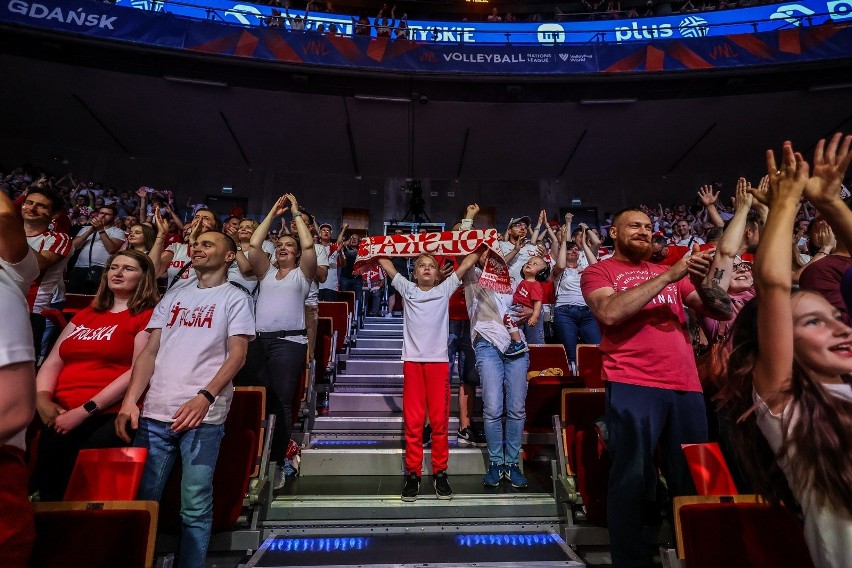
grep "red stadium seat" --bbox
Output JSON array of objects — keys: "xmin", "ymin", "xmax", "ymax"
[
  {"xmin": 338, "ymin": 290, "xmax": 356, "ymax": 321},
  {"xmin": 31, "ymin": 501, "xmax": 158, "ymax": 568},
  {"xmin": 63, "ymin": 447, "xmax": 148, "ymax": 501},
  {"xmin": 574, "ymin": 428, "xmax": 610, "ymax": 527},
  {"xmin": 679, "ymin": 501, "xmax": 814, "ymax": 567},
  {"xmin": 682, "ymin": 442, "xmax": 739, "ymax": 496},
  {"xmin": 158, "ymin": 387, "xmax": 266, "ymax": 535},
  {"xmin": 560, "ymin": 388, "xmax": 606, "ymax": 476},
  {"xmin": 528, "ymin": 344, "xmax": 571, "ymax": 376},
  {"xmin": 524, "ymin": 346, "xmax": 582, "ymax": 457},
  {"xmin": 315, "ymin": 317, "xmax": 337, "ymax": 385},
  {"xmin": 62, "ymin": 293, "xmax": 94, "ymax": 319},
  {"xmin": 576, "ymin": 344, "xmax": 603, "ymax": 388},
  {"xmin": 318, "ymin": 301, "xmax": 349, "ymax": 354}
]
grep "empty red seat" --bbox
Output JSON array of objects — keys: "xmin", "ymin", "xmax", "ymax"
[
  {"xmin": 682, "ymin": 442, "xmax": 738, "ymax": 496},
  {"xmin": 31, "ymin": 501, "xmax": 158, "ymax": 568},
  {"xmin": 576, "ymin": 344, "xmax": 603, "ymax": 388},
  {"xmin": 680, "ymin": 502, "xmax": 814, "ymax": 568},
  {"xmin": 574, "ymin": 428, "xmax": 610, "ymax": 526},
  {"xmin": 64, "ymin": 447, "xmax": 148, "ymax": 501}
]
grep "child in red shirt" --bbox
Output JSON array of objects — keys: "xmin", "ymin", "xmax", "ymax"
[{"xmin": 503, "ymin": 256, "xmax": 550, "ymax": 356}]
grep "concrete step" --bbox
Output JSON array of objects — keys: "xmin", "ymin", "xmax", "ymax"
[
  {"xmin": 329, "ymin": 391, "xmax": 482, "ymax": 413},
  {"xmin": 300, "ymin": 441, "xmax": 490, "ymax": 475},
  {"xmin": 349, "ymin": 347, "xmax": 403, "ymax": 357},
  {"xmin": 343, "ymin": 359, "xmax": 403, "ymax": 375},
  {"xmin": 334, "ymin": 373, "xmax": 403, "ymax": 386},
  {"xmin": 351, "ymin": 337, "xmax": 403, "ymax": 349},
  {"xmin": 355, "ymin": 328, "xmax": 403, "ymax": 338},
  {"xmin": 268, "ymin": 475, "xmax": 560, "ymax": 522},
  {"xmin": 313, "ymin": 412, "xmax": 459, "ymax": 433}
]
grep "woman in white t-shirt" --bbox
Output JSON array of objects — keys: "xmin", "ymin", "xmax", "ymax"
[
  {"xmin": 246, "ymin": 194, "xmax": 316, "ymax": 490},
  {"xmin": 717, "ymin": 138, "xmax": 852, "ymax": 568},
  {"xmin": 552, "ymin": 220, "xmax": 601, "ymax": 367}
]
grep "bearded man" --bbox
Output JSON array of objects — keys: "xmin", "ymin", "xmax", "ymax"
[{"xmin": 580, "ymin": 207, "xmax": 733, "ymax": 568}]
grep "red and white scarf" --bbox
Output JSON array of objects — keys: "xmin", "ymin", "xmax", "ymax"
[{"xmin": 353, "ymin": 229, "xmax": 512, "ymax": 294}]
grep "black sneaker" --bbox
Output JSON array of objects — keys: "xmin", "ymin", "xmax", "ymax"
[
  {"xmin": 457, "ymin": 426, "xmax": 487, "ymax": 448},
  {"xmin": 401, "ymin": 472, "xmax": 421, "ymax": 502},
  {"xmin": 423, "ymin": 423, "xmax": 432, "ymax": 448},
  {"xmin": 433, "ymin": 470, "xmax": 453, "ymax": 500}
]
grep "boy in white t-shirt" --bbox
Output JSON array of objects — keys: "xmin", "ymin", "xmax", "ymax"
[
  {"xmin": 116, "ymin": 230, "xmax": 255, "ymax": 568},
  {"xmin": 377, "ymin": 242, "xmax": 483, "ymax": 502}
]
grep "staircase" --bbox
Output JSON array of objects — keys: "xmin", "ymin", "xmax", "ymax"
[{"xmin": 256, "ymin": 315, "xmax": 583, "ymax": 566}]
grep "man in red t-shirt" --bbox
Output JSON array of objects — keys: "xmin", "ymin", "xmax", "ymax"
[{"xmin": 581, "ymin": 207, "xmax": 732, "ymax": 568}]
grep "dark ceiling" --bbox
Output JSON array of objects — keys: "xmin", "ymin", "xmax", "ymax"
[{"xmin": 2, "ymin": 25, "xmax": 852, "ymax": 185}]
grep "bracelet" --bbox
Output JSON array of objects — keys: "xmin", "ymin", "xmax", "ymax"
[
  {"xmin": 197, "ymin": 389, "xmax": 215, "ymax": 404},
  {"xmin": 98, "ymin": 230, "xmax": 106, "ymax": 235},
  {"xmin": 813, "ymin": 251, "xmax": 828, "ymax": 257}
]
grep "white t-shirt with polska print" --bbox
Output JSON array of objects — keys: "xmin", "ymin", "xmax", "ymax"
[{"xmin": 142, "ymin": 282, "xmax": 255, "ymax": 425}]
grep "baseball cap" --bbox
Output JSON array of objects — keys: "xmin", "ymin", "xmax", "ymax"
[
  {"xmin": 318, "ymin": 223, "xmax": 333, "ymax": 231},
  {"xmin": 509, "ymin": 216, "xmax": 531, "ymax": 226}
]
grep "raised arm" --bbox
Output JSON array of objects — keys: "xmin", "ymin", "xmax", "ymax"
[
  {"xmin": 698, "ymin": 184, "xmax": 725, "ymax": 228},
  {"xmin": 703, "ymin": 178, "xmax": 753, "ymax": 293},
  {"xmin": 249, "ymin": 196, "xmax": 287, "ymax": 277},
  {"xmin": 455, "ymin": 246, "xmax": 485, "ymax": 280},
  {"xmin": 578, "ymin": 223, "xmax": 598, "ymax": 266},
  {"xmin": 804, "ymin": 132, "xmax": 852, "ymax": 252},
  {"xmin": 530, "ymin": 210, "xmax": 546, "ymax": 244},
  {"xmin": 288, "ymin": 195, "xmax": 317, "ymax": 281},
  {"xmin": 148, "ymin": 206, "xmax": 169, "ymax": 275},
  {"xmin": 752, "ymin": 142, "xmax": 809, "ymax": 407}
]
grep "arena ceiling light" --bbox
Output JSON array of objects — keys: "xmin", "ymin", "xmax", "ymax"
[
  {"xmin": 579, "ymin": 98, "xmax": 638, "ymax": 105},
  {"xmin": 163, "ymin": 76, "xmax": 229, "ymax": 88},
  {"xmin": 353, "ymin": 94, "xmax": 412, "ymax": 103}
]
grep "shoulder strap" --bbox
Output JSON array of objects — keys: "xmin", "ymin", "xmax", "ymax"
[{"xmin": 167, "ymin": 261, "xmax": 193, "ymax": 290}]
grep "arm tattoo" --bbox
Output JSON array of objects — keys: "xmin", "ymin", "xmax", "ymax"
[
  {"xmin": 698, "ymin": 282, "xmax": 733, "ymax": 318},
  {"xmin": 711, "ymin": 268, "xmax": 725, "ymax": 287}
]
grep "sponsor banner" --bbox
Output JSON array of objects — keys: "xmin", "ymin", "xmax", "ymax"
[
  {"xmin": 2, "ymin": 0, "xmax": 851, "ymax": 75},
  {"xmin": 113, "ymin": 0, "xmax": 838, "ymax": 44}
]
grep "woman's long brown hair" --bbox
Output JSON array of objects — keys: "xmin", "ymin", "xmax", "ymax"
[
  {"xmin": 716, "ymin": 293, "xmax": 852, "ymax": 516},
  {"xmin": 91, "ymin": 250, "xmax": 160, "ymax": 315}
]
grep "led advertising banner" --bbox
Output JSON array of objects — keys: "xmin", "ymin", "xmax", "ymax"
[
  {"xmin": 109, "ymin": 0, "xmax": 849, "ymax": 44},
  {"xmin": 2, "ymin": 0, "xmax": 851, "ymax": 74}
]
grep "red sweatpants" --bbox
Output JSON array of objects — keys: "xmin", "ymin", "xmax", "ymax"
[
  {"xmin": 0, "ymin": 446, "xmax": 35, "ymax": 568},
  {"xmin": 403, "ymin": 361, "xmax": 450, "ymax": 474}
]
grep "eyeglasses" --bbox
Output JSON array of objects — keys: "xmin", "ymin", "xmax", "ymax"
[{"xmin": 733, "ymin": 262, "xmax": 753, "ymax": 272}]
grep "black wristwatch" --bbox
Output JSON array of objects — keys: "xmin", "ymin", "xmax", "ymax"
[{"xmin": 83, "ymin": 400, "xmax": 99, "ymax": 414}]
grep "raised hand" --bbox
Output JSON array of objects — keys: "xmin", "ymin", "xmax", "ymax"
[
  {"xmin": 763, "ymin": 141, "xmax": 809, "ymax": 206},
  {"xmin": 578, "ymin": 222, "xmax": 589, "ymax": 232},
  {"xmin": 564, "ymin": 212, "xmax": 573, "ymax": 225},
  {"xmin": 283, "ymin": 193, "xmax": 300, "ymax": 215},
  {"xmin": 466, "ymin": 203, "xmax": 480, "ymax": 218},
  {"xmin": 270, "ymin": 195, "xmax": 288, "ymax": 217},
  {"xmin": 153, "ymin": 206, "xmax": 169, "ymax": 236},
  {"xmin": 697, "ymin": 185, "xmax": 719, "ymax": 207},
  {"xmin": 732, "ymin": 177, "xmax": 753, "ymax": 211},
  {"xmin": 136, "ymin": 186, "xmax": 148, "ymax": 199},
  {"xmin": 805, "ymin": 132, "xmax": 852, "ymax": 205}
]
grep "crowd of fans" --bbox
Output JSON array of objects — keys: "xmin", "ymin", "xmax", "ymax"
[{"xmin": 1, "ymin": 132, "xmax": 851, "ymax": 567}]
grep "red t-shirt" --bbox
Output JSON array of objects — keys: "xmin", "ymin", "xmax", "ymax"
[
  {"xmin": 54, "ymin": 306, "xmax": 154, "ymax": 413},
  {"xmin": 513, "ymin": 279, "xmax": 543, "ymax": 309},
  {"xmin": 580, "ymin": 258, "xmax": 701, "ymax": 392}
]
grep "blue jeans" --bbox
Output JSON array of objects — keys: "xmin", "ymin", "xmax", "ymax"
[
  {"xmin": 135, "ymin": 418, "xmax": 225, "ymax": 568},
  {"xmin": 605, "ymin": 382, "xmax": 707, "ymax": 568},
  {"xmin": 474, "ymin": 337, "xmax": 528, "ymax": 465},
  {"xmin": 519, "ymin": 317, "xmax": 545, "ymax": 345},
  {"xmin": 553, "ymin": 304, "xmax": 602, "ymax": 363},
  {"xmin": 448, "ymin": 319, "xmax": 479, "ymax": 386}
]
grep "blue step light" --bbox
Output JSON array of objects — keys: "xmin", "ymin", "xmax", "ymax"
[
  {"xmin": 456, "ymin": 534, "xmax": 559, "ymax": 547},
  {"xmin": 269, "ymin": 537, "xmax": 371, "ymax": 552}
]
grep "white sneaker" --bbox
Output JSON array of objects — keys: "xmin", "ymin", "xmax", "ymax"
[
  {"xmin": 384, "ymin": 313, "xmax": 393, "ymax": 318},
  {"xmin": 273, "ymin": 465, "xmax": 286, "ymax": 490}
]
